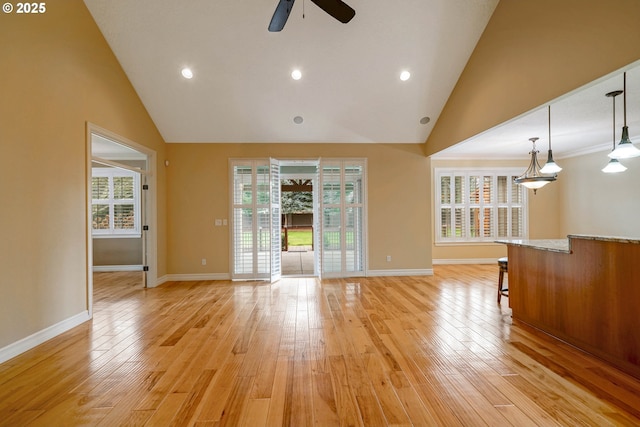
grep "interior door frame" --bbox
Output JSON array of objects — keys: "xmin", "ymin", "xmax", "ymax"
[{"xmin": 86, "ymin": 122, "xmax": 158, "ymax": 318}]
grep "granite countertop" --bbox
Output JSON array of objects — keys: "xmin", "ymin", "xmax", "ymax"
[
  {"xmin": 568, "ymin": 234, "xmax": 640, "ymax": 245},
  {"xmin": 494, "ymin": 238, "xmax": 570, "ymax": 253},
  {"xmin": 496, "ymin": 234, "xmax": 640, "ymax": 253}
]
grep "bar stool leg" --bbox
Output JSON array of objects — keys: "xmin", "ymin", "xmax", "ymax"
[
  {"xmin": 498, "ymin": 267, "xmax": 505, "ymax": 303},
  {"xmin": 497, "ymin": 257, "xmax": 508, "ymax": 303}
]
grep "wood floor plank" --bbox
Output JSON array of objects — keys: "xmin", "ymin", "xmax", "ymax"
[
  {"xmin": 250, "ymin": 316, "xmax": 284, "ymax": 399},
  {"xmin": 144, "ymin": 392, "xmax": 188, "ymax": 427},
  {"xmin": 193, "ymin": 353, "xmax": 245, "ymax": 423},
  {"xmin": 1, "ymin": 268, "xmax": 640, "ymax": 426},
  {"xmin": 328, "ymin": 355, "xmax": 364, "ymax": 427},
  {"xmin": 240, "ymin": 397, "xmax": 270, "ymax": 427},
  {"xmin": 361, "ymin": 352, "xmax": 412, "ymax": 426},
  {"xmin": 264, "ymin": 356, "xmax": 290, "ymax": 427},
  {"xmin": 387, "ymin": 369, "xmax": 443, "ymax": 426},
  {"xmin": 290, "ymin": 357, "xmax": 314, "ymax": 427},
  {"xmin": 216, "ymin": 375, "xmax": 253, "ymax": 427},
  {"xmin": 168, "ymin": 369, "xmax": 217, "ymax": 427},
  {"xmin": 310, "ymin": 371, "xmax": 339, "ymax": 426}
]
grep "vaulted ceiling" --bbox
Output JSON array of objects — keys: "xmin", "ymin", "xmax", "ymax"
[
  {"xmin": 83, "ymin": 0, "xmax": 498, "ymax": 144},
  {"xmin": 83, "ymin": 0, "xmax": 640, "ymax": 161}
]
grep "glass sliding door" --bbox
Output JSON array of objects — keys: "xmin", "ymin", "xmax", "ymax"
[
  {"xmin": 231, "ymin": 160, "xmax": 276, "ymax": 280},
  {"xmin": 319, "ymin": 159, "xmax": 366, "ymax": 278},
  {"xmin": 231, "ymin": 158, "xmax": 365, "ymax": 280}
]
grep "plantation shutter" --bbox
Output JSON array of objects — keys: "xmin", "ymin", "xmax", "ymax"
[
  {"xmin": 318, "ymin": 159, "xmax": 366, "ymax": 278},
  {"xmin": 270, "ymin": 158, "xmax": 281, "ymax": 283},
  {"xmin": 230, "ymin": 159, "xmax": 279, "ymax": 280},
  {"xmin": 91, "ymin": 168, "xmax": 140, "ymax": 237},
  {"xmin": 436, "ymin": 169, "xmax": 527, "ymax": 243}
]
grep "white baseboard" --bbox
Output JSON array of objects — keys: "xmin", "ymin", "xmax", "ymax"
[
  {"xmin": 93, "ymin": 265, "xmax": 143, "ymax": 272},
  {"xmin": 432, "ymin": 258, "xmax": 497, "ymax": 265},
  {"xmin": 0, "ymin": 310, "xmax": 91, "ymax": 364},
  {"xmin": 164, "ymin": 270, "xmax": 436, "ymax": 281},
  {"xmin": 154, "ymin": 274, "xmax": 169, "ymax": 287},
  {"xmin": 367, "ymin": 269, "xmax": 434, "ymax": 277},
  {"xmin": 165, "ymin": 273, "xmax": 231, "ymax": 282}
]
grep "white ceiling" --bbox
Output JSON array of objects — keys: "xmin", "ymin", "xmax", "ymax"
[
  {"xmin": 83, "ymin": 1, "xmax": 640, "ymax": 160},
  {"xmin": 433, "ymin": 61, "xmax": 640, "ymax": 160},
  {"xmin": 83, "ymin": 0, "xmax": 498, "ymax": 144}
]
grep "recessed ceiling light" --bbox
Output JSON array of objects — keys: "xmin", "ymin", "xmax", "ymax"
[
  {"xmin": 293, "ymin": 116, "xmax": 303, "ymax": 124},
  {"xmin": 420, "ymin": 116, "xmax": 431, "ymax": 125},
  {"xmin": 400, "ymin": 70, "xmax": 411, "ymax": 81},
  {"xmin": 181, "ymin": 67, "xmax": 193, "ymax": 79},
  {"xmin": 291, "ymin": 69, "xmax": 302, "ymax": 80}
]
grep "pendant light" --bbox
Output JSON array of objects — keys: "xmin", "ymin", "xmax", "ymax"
[
  {"xmin": 540, "ymin": 105, "xmax": 562, "ymax": 173},
  {"xmin": 514, "ymin": 137, "xmax": 557, "ymax": 194},
  {"xmin": 608, "ymin": 72, "xmax": 640, "ymax": 159},
  {"xmin": 602, "ymin": 90, "xmax": 628, "ymax": 173}
]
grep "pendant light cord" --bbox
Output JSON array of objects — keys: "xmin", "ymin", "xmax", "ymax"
[
  {"xmin": 623, "ymin": 72, "xmax": 627, "ymax": 126},
  {"xmin": 613, "ymin": 92, "xmax": 616, "ymax": 150},
  {"xmin": 548, "ymin": 105, "xmax": 551, "ymax": 150}
]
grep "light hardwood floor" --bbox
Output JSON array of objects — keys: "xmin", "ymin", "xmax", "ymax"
[{"xmin": 1, "ymin": 265, "xmax": 640, "ymax": 426}]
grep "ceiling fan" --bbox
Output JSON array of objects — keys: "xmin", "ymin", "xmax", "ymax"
[{"xmin": 268, "ymin": 0, "xmax": 355, "ymax": 32}]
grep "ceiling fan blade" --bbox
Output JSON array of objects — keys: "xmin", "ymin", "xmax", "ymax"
[
  {"xmin": 268, "ymin": 0, "xmax": 296, "ymax": 32},
  {"xmin": 309, "ymin": 0, "xmax": 355, "ymax": 24}
]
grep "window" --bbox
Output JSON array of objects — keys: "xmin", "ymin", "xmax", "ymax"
[
  {"xmin": 92, "ymin": 168, "xmax": 141, "ymax": 237},
  {"xmin": 435, "ymin": 168, "xmax": 526, "ymax": 243}
]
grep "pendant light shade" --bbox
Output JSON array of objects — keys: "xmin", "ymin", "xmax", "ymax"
[
  {"xmin": 608, "ymin": 72, "xmax": 640, "ymax": 159},
  {"xmin": 602, "ymin": 90, "xmax": 628, "ymax": 173},
  {"xmin": 514, "ymin": 137, "xmax": 557, "ymax": 194},
  {"xmin": 602, "ymin": 159, "xmax": 627, "ymax": 173},
  {"xmin": 540, "ymin": 105, "xmax": 562, "ymax": 174}
]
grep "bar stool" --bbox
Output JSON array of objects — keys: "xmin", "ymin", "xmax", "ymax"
[{"xmin": 497, "ymin": 257, "xmax": 508, "ymax": 303}]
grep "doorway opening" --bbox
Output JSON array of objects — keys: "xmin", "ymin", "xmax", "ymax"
[
  {"xmin": 229, "ymin": 158, "xmax": 366, "ymax": 281},
  {"xmin": 280, "ymin": 161, "xmax": 318, "ymax": 277},
  {"xmin": 86, "ymin": 123, "xmax": 158, "ymax": 316}
]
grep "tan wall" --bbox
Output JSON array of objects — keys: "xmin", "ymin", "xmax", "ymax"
[
  {"xmin": 0, "ymin": 1, "xmax": 166, "ymax": 348},
  {"xmin": 426, "ymin": 0, "xmax": 640, "ymax": 156},
  {"xmin": 558, "ymin": 151, "xmax": 640, "ymax": 238},
  {"xmin": 166, "ymin": 143, "xmax": 431, "ymax": 274},
  {"xmin": 430, "ymin": 158, "xmax": 562, "ymax": 262},
  {"xmin": 93, "ymin": 238, "xmax": 143, "ymax": 266}
]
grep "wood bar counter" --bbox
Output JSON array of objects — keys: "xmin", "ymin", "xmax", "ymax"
[{"xmin": 497, "ymin": 235, "xmax": 640, "ymax": 380}]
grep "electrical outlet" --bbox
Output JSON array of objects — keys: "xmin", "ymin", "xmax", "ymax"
[
  {"xmin": 201, "ymin": 258, "xmax": 207, "ymax": 266},
  {"xmin": 223, "ymin": 219, "xmax": 228, "ymax": 226},
  {"xmin": 386, "ymin": 255, "xmax": 392, "ymax": 262},
  {"xmin": 215, "ymin": 219, "xmax": 222, "ymax": 226}
]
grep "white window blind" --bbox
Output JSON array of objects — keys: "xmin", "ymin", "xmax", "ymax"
[
  {"xmin": 435, "ymin": 169, "xmax": 526, "ymax": 243},
  {"xmin": 231, "ymin": 160, "xmax": 274, "ymax": 280},
  {"xmin": 91, "ymin": 168, "xmax": 141, "ymax": 237}
]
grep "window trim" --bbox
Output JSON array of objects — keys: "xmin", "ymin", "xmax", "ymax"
[
  {"xmin": 434, "ymin": 167, "xmax": 528, "ymax": 244},
  {"xmin": 91, "ymin": 167, "xmax": 141, "ymax": 238}
]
